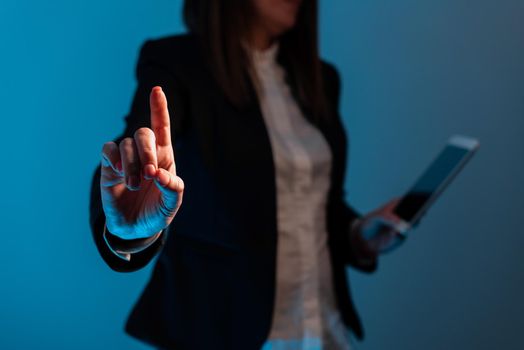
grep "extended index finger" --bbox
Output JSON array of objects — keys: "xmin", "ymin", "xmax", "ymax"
[{"xmin": 150, "ymin": 86, "xmax": 172, "ymax": 147}]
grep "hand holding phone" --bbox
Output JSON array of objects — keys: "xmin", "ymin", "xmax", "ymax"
[
  {"xmin": 353, "ymin": 199, "xmax": 405, "ymax": 255},
  {"xmin": 393, "ymin": 135, "xmax": 479, "ymax": 234},
  {"xmin": 357, "ymin": 135, "xmax": 479, "ymax": 254}
]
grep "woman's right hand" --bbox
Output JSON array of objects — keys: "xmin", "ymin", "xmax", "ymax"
[{"xmin": 99, "ymin": 86, "xmax": 184, "ymax": 240}]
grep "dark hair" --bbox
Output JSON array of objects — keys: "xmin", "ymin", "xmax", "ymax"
[{"xmin": 183, "ymin": 0, "xmax": 326, "ymax": 120}]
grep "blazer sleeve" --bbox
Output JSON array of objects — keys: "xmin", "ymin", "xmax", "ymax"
[
  {"xmin": 89, "ymin": 40, "xmax": 188, "ymax": 272},
  {"xmin": 325, "ymin": 62, "xmax": 378, "ymax": 273}
]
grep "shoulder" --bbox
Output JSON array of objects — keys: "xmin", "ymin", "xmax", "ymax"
[
  {"xmin": 140, "ymin": 33, "xmax": 196, "ymax": 57},
  {"xmin": 136, "ymin": 33, "xmax": 203, "ymax": 77},
  {"xmin": 320, "ymin": 60, "xmax": 342, "ymax": 110},
  {"xmin": 321, "ymin": 60, "xmax": 341, "ymax": 92}
]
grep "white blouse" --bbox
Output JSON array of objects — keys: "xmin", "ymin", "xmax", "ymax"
[{"xmin": 251, "ymin": 43, "xmax": 352, "ymax": 350}]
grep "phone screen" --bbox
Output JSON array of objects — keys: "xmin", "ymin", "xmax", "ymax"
[{"xmin": 393, "ymin": 144, "xmax": 472, "ymax": 224}]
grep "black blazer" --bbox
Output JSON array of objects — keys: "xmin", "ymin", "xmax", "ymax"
[{"xmin": 89, "ymin": 33, "xmax": 376, "ymax": 350}]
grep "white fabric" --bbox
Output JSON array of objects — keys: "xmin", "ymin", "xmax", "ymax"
[
  {"xmin": 103, "ymin": 223, "xmax": 163, "ymax": 261},
  {"xmin": 251, "ymin": 43, "xmax": 352, "ymax": 350}
]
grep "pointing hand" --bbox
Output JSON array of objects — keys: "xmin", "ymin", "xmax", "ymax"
[{"xmin": 100, "ymin": 86, "xmax": 184, "ymax": 239}]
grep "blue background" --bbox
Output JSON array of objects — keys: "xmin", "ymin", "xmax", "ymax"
[{"xmin": 1, "ymin": 0, "xmax": 522, "ymax": 349}]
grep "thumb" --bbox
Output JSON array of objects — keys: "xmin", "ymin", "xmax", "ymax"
[{"xmin": 154, "ymin": 168, "xmax": 184, "ymax": 212}]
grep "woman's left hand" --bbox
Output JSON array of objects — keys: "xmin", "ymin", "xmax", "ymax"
[{"xmin": 349, "ymin": 199, "xmax": 404, "ymax": 264}]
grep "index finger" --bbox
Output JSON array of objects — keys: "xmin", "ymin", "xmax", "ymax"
[{"xmin": 150, "ymin": 86, "xmax": 172, "ymax": 147}]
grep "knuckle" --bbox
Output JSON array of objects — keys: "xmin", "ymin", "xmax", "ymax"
[
  {"xmin": 176, "ymin": 176, "xmax": 185, "ymax": 192},
  {"xmin": 134, "ymin": 127, "xmax": 154, "ymax": 139},
  {"xmin": 139, "ymin": 147, "xmax": 156, "ymax": 162},
  {"xmin": 119, "ymin": 137, "xmax": 135, "ymax": 151},
  {"xmin": 102, "ymin": 141, "xmax": 117, "ymax": 156},
  {"xmin": 123, "ymin": 158, "xmax": 139, "ymax": 173},
  {"xmin": 157, "ymin": 125, "xmax": 170, "ymax": 134}
]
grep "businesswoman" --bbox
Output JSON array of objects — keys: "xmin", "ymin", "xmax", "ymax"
[{"xmin": 90, "ymin": 0, "xmax": 402, "ymax": 349}]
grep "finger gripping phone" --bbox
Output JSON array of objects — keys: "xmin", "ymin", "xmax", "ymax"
[{"xmin": 393, "ymin": 135, "xmax": 480, "ymax": 234}]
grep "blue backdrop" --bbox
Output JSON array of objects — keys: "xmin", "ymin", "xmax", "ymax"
[{"xmin": 1, "ymin": 0, "xmax": 522, "ymax": 349}]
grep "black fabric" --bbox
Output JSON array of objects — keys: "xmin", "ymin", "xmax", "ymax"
[{"xmin": 89, "ymin": 33, "xmax": 376, "ymax": 350}]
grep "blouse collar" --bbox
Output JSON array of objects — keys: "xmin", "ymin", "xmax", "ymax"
[{"xmin": 251, "ymin": 42, "xmax": 280, "ymax": 67}]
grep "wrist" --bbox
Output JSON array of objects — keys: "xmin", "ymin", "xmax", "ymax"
[
  {"xmin": 349, "ymin": 218, "xmax": 378, "ymax": 264},
  {"xmin": 103, "ymin": 223, "xmax": 163, "ymax": 260}
]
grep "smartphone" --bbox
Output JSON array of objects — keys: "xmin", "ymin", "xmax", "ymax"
[{"xmin": 393, "ymin": 135, "xmax": 480, "ymax": 234}]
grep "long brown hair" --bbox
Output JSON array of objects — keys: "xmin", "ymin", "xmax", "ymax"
[{"xmin": 183, "ymin": 0, "xmax": 327, "ymax": 120}]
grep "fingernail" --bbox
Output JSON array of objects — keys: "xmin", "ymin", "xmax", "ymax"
[
  {"xmin": 127, "ymin": 175, "xmax": 140, "ymax": 189},
  {"xmin": 155, "ymin": 171, "xmax": 168, "ymax": 187},
  {"xmin": 144, "ymin": 164, "xmax": 156, "ymax": 179}
]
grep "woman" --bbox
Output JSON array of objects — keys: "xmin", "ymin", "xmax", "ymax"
[{"xmin": 90, "ymin": 0, "xmax": 402, "ymax": 349}]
